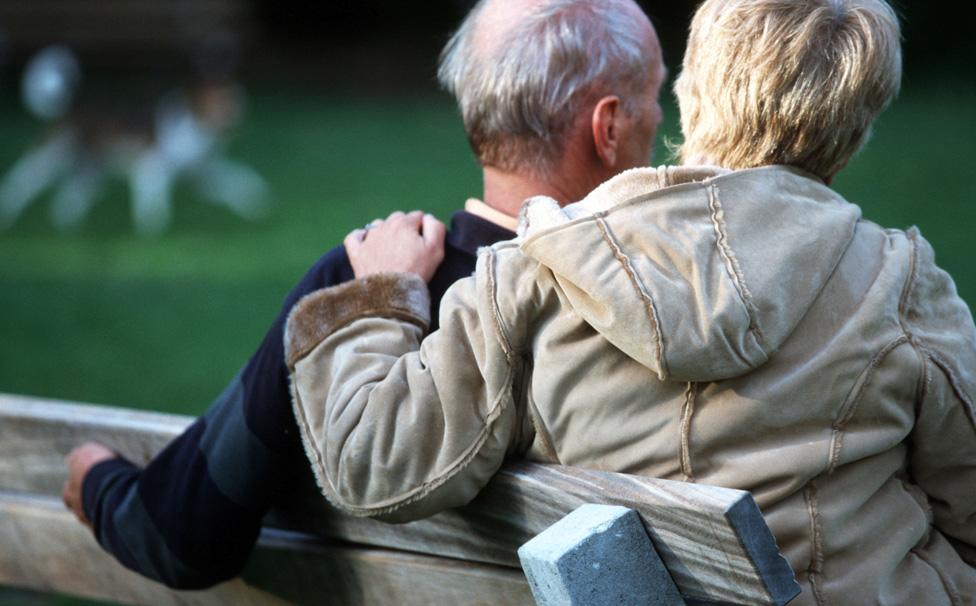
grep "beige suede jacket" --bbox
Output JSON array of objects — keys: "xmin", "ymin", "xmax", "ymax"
[{"xmin": 286, "ymin": 166, "xmax": 976, "ymax": 605}]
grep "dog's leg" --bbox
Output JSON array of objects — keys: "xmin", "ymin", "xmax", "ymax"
[
  {"xmin": 129, "ymin": 151, "xmax": 173, "ymax": 237},
  {"xmin": 51, "ymin": 159, "xmax": 103, "ymax": 231},
  {"xmin": 193, "ymin": 156, "xmax": 269, "ymax": 221},
  {"xmin": 0, "ymin": 132, "xmax": 76, "ymax": 229}
]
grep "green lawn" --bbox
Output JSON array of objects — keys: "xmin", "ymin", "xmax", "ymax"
[
  {"xmin": 0, "ymin": 78, "xmax": 974, "ymax": 604},
  {"xmin": 0, "ymin": 91, "xmax": 489, "ymax": 413}
]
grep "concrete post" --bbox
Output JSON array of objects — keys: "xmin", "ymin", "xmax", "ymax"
[{"xmin": 517, "ymin": 504, "xmax": 685, "ymax": 606}]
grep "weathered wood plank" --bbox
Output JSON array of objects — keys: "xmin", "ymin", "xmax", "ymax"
[
  {"xmin": 0, "ymin": 492, "xmax": 533, "ymax": 606},
  {"xmin": 0, "ymin": 394, "xmax": 191, "ymax": 495},
  {"xmin": 273, "ymin": 465, "xmax": 798, "ymax": 605},
  {"xmin": 0, "ymin": 492, "xmax": 285, "ymax": 606},
  {"xmin": 0, "ymin": 393, "xmax": 799, "ymax": 605}
]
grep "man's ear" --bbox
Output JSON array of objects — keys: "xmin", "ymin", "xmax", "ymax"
[{"xmin": 592, "ymin": 95, "xmax": 621, "ymax": 169}]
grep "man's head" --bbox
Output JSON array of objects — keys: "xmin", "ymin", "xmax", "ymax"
[
  {"xmin": 675, "ymin": 0, "xmax": 902, "ymax": 182},
  {"xmin": 439, "ymin": 0, "xmax": 664, "ymax": 185}
]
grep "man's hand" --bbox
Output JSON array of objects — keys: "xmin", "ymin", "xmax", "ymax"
[
  {"xmin": 344, "ymin": 211, "xmax": 447, "ymax": 282},
  {"xmin": 63, "ymin": 442, "xmax": 117, "ymax": 528}
]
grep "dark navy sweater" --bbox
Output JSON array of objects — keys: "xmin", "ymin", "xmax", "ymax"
[{"xmin": 82, "ymin": 210, "xmax": 515, "ymax": 588}]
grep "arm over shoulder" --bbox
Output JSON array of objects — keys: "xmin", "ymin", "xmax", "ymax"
[{"xmin": 286, "ymin": 247, "xmax": 538, "ymax": 522}]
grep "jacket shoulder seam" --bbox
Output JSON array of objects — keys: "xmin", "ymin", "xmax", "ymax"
[
  {"xmin": 484, "ymin": 248, "xmax": 517, "ymax": 364},
  {"xmin": 896, "ymin": 227, "xmax": 921, "ymax": 322},
  {"xmin": 898, "ymin": 229, "xmax": 976, "ymax": 427},
  {"xmin": 706, "ymin": 184, "xmax": 768, "ymax": 351},
  {"xmin": 826, "ymin": 335, "xmax": 911, "ymax": 474},
  {"xmin": 595, "ymin": 215, "xmax": 669, "ymax": 378},
  {"xmin": 918, "ymin": 346, "xmax": 976, "ymax": 430}
]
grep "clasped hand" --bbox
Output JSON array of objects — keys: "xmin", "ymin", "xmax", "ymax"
[{"xmin": 344, "ymin": 211, "xmax": 446, "ymax": 282}]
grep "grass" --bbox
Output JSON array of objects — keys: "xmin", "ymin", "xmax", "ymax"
[
  {"xmin": 0, "ymin": 91, "xmax": 486, "ymax": 414},
  {"xmin": 0, "ymin": 77, "xmax": 973, "ymax": 604}
]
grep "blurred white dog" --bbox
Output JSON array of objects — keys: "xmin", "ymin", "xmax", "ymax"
[{"xmin": 0, "ymin": 46, "xmax": 269, "ymax": 236}]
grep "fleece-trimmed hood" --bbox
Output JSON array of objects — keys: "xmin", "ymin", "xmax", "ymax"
[{"xmin": 518, "ymin": 165, "xmax": 862, "ymax": 382}]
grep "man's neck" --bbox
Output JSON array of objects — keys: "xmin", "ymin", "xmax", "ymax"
[{"xmin": 480, "ymin": 166, "xmax": 584, "ymax": 218}]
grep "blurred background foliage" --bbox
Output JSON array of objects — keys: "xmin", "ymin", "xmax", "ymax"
[{"xmin": 0, "ymin": 1, "xmax": 973, "ymax": 603}]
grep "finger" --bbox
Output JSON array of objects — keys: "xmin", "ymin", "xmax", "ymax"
[
  {"xmin": 422, "ymin": 214, "xmax": 447, "ymax": 249},
  {"xmin": 344, "ymin": 230, "xmax": 365, "ymax": 253},
  {"xmin": 396, "ymin": 211, "xmax": 423, "ymax": 232},
  {"xmin": 386, "ymin": 211, "xmax": 405, "ymax": 223},
  {"xmin": 346, "ymin": 228, "xmax": 367, "ymax": 244}
]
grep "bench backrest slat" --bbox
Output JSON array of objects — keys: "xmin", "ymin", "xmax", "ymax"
[
  {"xmin": 0, "ymin": 393, "xmax": 799, "ymax": 606},
  {"xmin": 0, "ymin": 492, "xmax": 533, "ymax": 606}
]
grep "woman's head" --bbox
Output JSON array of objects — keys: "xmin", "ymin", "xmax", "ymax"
[{"xmin": 675, "ymin": 0, "xmax": 901, "ymax": 181}]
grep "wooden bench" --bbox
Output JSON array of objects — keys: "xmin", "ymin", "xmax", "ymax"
[{"xmin": 0, "ymin": 393, "xmax": 800, "ymax": 605}]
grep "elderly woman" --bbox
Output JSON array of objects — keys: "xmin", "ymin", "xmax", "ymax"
[{"xmin": 286, "ymin": 0, "xmax": 976, "ymax": 603}]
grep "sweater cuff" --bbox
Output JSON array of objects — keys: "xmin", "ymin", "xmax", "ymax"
[
  {"xmin": 81, "ymin": 457, "xmax": 138, "ymax": 529},
  {"xmin": 284, "ymin": 272, "xmax": 431, "ymax": 369}
]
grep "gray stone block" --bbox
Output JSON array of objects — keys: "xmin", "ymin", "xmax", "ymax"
[{"xmin": 518, "ymin": 504, "xmax": 685, "ymax": 606}]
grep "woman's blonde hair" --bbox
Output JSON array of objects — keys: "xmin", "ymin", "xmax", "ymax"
[{"xmin": 675, "ymin": 0, "xmax": 902, "ymax": 180}]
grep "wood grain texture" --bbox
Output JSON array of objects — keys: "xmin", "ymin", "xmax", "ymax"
[
  {"xmin": 0, "ymin": 492, "xmax": 286, "ymax": 606},
  {"xmin": 272, "ymin": 465, "xmax": 798, "ymax": 605},
  {"xmin": 0, "ymin": 393, "xmax": 191, "ymax": 495},
  {"xmin": 0, "ymin": 492, "xmax": 533, "ymax": 606},
  {"xmin": 0, "ymin": 393, "xmax": 799, "ymax": 606},
  {"xmin": 244, "ymin": 529, "xmax": 533, "ymax": 606}
]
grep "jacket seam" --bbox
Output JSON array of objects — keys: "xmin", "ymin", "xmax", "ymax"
[
  {"xmin": 910, "ymin": 546, "xmax": 962, "ymax": 605},
  {"xmin": 526, "ymin": 390, "xmax": 561, "ymax": 464},
  {"xmin": 915, "ymin": 346, "xmax": 932, "ymax": 410},
  {"xmin": 827, "ymin": 335, "xmax": 910, "ymax": 475},
  {"xmin": 919, "ymin": 346, "xmax": 976, "ymax": 428},
  {"xmin": 706, "ymin": 184, "xmax": 768, "ymax": 352},
  {"xmin": 804, "ymin": 481, "xmax": 827, "ymax": 606},
  {"xmin": 897, "ymin": 228, "xmax": 921, "ymax": 322},
  {"xmin": 679, "ymin": 382, "xmax": 698, "ymax": 482},
  {"xmin": 896, "ymin": 229, "xmax": 931, "ymax": 408},
  {"xmin": 897, "ymin": 476, "xmax": 933, "ymax": 541},
  {"xmin": 595, "ymin": 215, "xmax": 669, "ymax": 379},
  {"xmin": 485, "ymin": 249, "xmax": 516, "ymax": 365},
  {"xmin": 897, "ymin": 230, "xmax": 976, "ymax": 427}
]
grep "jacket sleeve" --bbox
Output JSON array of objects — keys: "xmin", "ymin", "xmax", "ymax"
[
  {"xmin": 904, "ymin": 231, "xmax": 976, "ymax": 566},
  {"xmin": 286, "ymin": 252, "xmax": 527, "ymax": 523}
]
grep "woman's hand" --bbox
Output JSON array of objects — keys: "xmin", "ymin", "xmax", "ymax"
[{"xmin": 344, "ymin": 211, "xmax": 446, "ymax": 282}]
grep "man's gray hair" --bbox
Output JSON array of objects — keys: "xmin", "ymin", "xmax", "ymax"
[{"xmin": 438, "ymin": 0, "xmax": 656, "ymax": 177}]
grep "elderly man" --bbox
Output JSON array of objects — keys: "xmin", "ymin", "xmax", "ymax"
[
  {"xmin": 288, "ymin": 0, "xmax": 975, "ymax": 603},
  {"xmin": 62, "ymin": 0, "xmax": 666, "ymax": 589}
]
